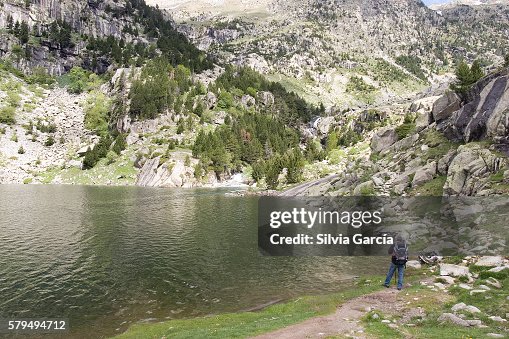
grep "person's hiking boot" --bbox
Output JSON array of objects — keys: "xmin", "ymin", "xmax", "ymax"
[
  {"xmin": 397, "ymin": 287, "xmax": 402, "ymax": 290},
  {"xmin": 383, "ymin": 284, "xmax": 390, "ymax": 288}
]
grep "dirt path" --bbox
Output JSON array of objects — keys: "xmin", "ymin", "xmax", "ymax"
[{"xmin": 252, "ymin": 286, "xmax": 425, "ymax": 339}]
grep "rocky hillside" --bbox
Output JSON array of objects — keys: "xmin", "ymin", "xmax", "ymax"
[
  {"xmin": 0, "ymin": 0, "xmax": 210, "ymax": 75},
  {"xmin": 284, "ymin": 65, "xmax": 509, "ymax": 197},
  {"xmin": 152, "ymin": 0, "xmax": 509, "ymax": 108}
]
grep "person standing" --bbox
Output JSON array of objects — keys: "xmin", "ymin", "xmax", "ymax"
[{"xmin": 383, "ymin": 235, "xmax": 408, "ymax": 290}]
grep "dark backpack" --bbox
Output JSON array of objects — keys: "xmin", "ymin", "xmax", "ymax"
[{"xmin": 393, "ymin": 242, "xmax": 408, "ymax": 265}]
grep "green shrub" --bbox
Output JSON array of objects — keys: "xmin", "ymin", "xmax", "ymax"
[
  {"xmin": 45, "ymin": 135, "xmax": 55, "ymax": 146},
  {"xmin": 106, "ymin": 150, "xmax": 117, "ymax": 165},
  {"xmin": 478, "ymin": 270, "xmax": 508, "ymax": 280},
  {"xmin": 395, "ymin": 123, "xmax": 416, "ymax": 140},
  {"xmin": 67, "ymin": 67, "xmax": 90, "ymax": 94},
  {"xmin": 84, "ymin": 92, "xmax": 111, "ymax": 135},
  {"xmin": 83, "ymin": 136, "xmax": 112, "ymax": 169},
  {"xmin": 217, "ymin": 91, "xmax": 234, "ymax": 109},
  {"xmin": 26, "ymin": 67, "xmax": 55, "ymax": 86},
  {"xmin": 112, "ymin": 133, "xmax": 127, "ymax": 155},
  {"xmin": 18, "ymin": 146, "xmax": 25, "ymax": 154},
  {"xmin": 0, "ymin": 106, "xmax": 16, "ymax": 124}
]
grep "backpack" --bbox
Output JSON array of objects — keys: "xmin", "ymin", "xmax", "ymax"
[{"xmin": 393, "ymin": 242, "xmax": 408, "ymax": 265}]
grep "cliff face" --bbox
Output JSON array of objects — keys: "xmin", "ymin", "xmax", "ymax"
[
  {"xmin": 438, "ymin": 69, "xmax": 509, "ymax": 146},
  {"xmin": 0, "ymin": 0, "xmax": 209, "ymax": 76},
  {"xmin": 0, "ymin": 0, "xmax": 133, "ymax": 74}
]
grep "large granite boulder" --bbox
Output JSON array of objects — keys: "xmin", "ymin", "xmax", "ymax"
[
  {"xmin": 438, "ymin": 70, "xmax": 509, "ymax": 143},
  {"xmin": 432, "ymin": 91, "xmax": 461, "ymax": 122},
  {"xmin": 371, "ymin": 127, "xmax": 398, "ymax": 153},
  {"xmin": 443, "ymin": 144, "xmax": 498, "ymax": 195}
]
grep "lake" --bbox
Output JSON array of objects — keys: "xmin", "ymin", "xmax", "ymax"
[{"xmin": 0, "ymin": 185, "xmax": 386, "ymax": 338}]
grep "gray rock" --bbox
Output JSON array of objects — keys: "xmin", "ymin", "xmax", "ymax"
[
  {"xmin": 371, "ymin": 127, "xmax": 398, "ymax": 153},
  {"xmin": 451, "ymin": 302, "xmax": 466, "ymax": 312},
  {"xmin": 469, "ymin": 289, "xmax": 487, "ymax": 295},
  {"xmin": 256, "ymin": 91, "xmax": 275, "ymax": 106},
  {"xmin": 487, "ymin": 334, "xmax": 505, "ymax": 338},
  {"xmin": 241, "ymin": 94, "xmax": 255, "ymax": 108},
  {"xmin": 458, "ymin": 283, "xmax": 473, "ymax": 290},
  {"xmin": 437, "ymin": 313, "xmax": 470, "ymax": 327},
  {"xmin": 440, "ymin": 264, "xmax": 469, "ymax": 277},
  {"xmin": 412, "ymin": 161, "xmax": 436, "ymax": 187},
  {"xmin": 432, "ymin": 91, "xmax": 461, "ymax": 122},
  {"xmin": 205, "ymin": 92, "xmax": 217, "ymax": 109},
  {"xmin": 443, "ymin": 144, "xmax": 497, "ymax": 195},
  {"xmin": 464, "ymin": 305, "xmax": 481, "ymax": 314},
  {"xmin": 476, "ymin": 256, "xmax": 503, "ymax": 267},
  {"xmin": 437, "ymin": 149, "xmax": 456, "ymax": 176},
  {"xmin": 406, "ymin": 260, "xmax": 421, "ymax": 269},
  {"xmin": 488, "ymin": 316, "xmax": 507, "ymax": 322},
  {"xmin": 465, "ymin": 319, "xmax": 482, "ymax": 327}
]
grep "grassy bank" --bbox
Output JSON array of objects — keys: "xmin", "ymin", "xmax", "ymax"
[
  {"xmin": 115, "ymin": 276, "xmax": 386, "ymax": 339},
  {"xmin": 116, "ymin": 264, "xmax": 509, "ymax": 339},
  {"xmin": 115, "ymin": 271, "xmax": 430, "ymax": 339}
]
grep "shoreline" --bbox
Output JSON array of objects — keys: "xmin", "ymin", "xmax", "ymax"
[{"xmin": 115, "ymin": 258, "xmax": 509, "ymax": 338}]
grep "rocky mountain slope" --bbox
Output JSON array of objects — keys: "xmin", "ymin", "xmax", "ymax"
[
  {"xmin": 0, "ymin": 0, "xmax": 210, "ymax": 75},
  {"xmin": 151, "ymin": 0, "xmax": 509, "ymax": 108},
  {"xmin": 285, "ymin": 65, "xmax": 509, "ymax": 197}
]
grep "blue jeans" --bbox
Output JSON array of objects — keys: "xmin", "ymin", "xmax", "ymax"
[{"xmin": 384, "ymin": 262, "xmax": 405, "ymax": 289}]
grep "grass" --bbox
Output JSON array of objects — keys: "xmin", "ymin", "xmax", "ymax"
[
  {"xmin": 410, "ymin": 176, "xmax": 446, "ymax": 196},
  {"xmin": 116, "ymin": 277, "xmax": 388, "ymax": 339},
  {"xmin": 117, "ymin": 271, "xmax": 428, "ymax": 339},
  {"xmin": 362, "ymin": 268, "xmax": 509, "ymax": 339}
]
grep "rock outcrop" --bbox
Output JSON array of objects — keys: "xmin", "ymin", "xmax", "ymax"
[{"xmin": 439, "ymin": 69, "xmax": 509, "ymax": 144}]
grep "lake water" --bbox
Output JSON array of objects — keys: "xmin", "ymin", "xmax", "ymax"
[{"xmin": 0, "ymin": 185, "xmax": 386, "ymax": 338}]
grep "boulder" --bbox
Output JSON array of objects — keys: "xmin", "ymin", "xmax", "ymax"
[
  {"xmin": 432, "ymin": 91, "xmax": 461, "ymax": 122},
  {"xmin": 475, "ymin": 256, "xmax": 503, "ymax": 267},
  {"xmin": 412, "ymin": 161, "xmax": 437, "ymax": 187},
  {"xmin": 488, "ymin": 316, "xmax": 507, "ymax": 323},
  {"xmin": 415, "ymin": 108, "xmax": 433, "ymax": 131},
  {"xmin": 451, "ymin": 303, "xmax": 467, "ymax": 312},
  {"xmin": 443, "ymin": 144, "xmax": 497, "ymax": 195},
  {"xmin": 241, "ymin": 94, "xmax": 255, "ymax": 108},
  {"xmin": 438, "ymin": 71, "xmax": 509, "ymax": 143},
  {"xmin": 406, "ymin": 260, "xmax": 421, "ymax": 269},
  {"xmin": 371, "ymin": 127, "xmax": 398, "ymax": 153},
  {"xmin": 257, "ymin": 91, "xmax": 275, "ymax": 106},
  {"xmin": 464, "ymin": 305, "xmax": 481, "ymax": 314},
  {"xmin": 459, "ymin": 283, "xmax": 472, "ymax": 290},
  {"xmin": 205, "ymin": 92, "xmax": 217, "ymax": 109},
  {"xmin": 437, "ymin": 313, "xmax": 470, "ymax": 327},
  {"xmin": 437, "ymin": 149, "xmax": 456, "ymax": 175},
  {"xmin": 440, "ymin": 264, "xmax": 469, "ymax": 277}
]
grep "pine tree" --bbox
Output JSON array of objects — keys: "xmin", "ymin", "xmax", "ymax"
[
  {"xmin": 19, "ymin": 21, "xmax": 29, "ymax": 45},
  {"xmin": 326, "ymin": 131, "xmax": 338, "ymax": 153},
  {"xmin": 6, "ymin": 15, "xmax": 13, "ymax": 33},
  {"xmin": 451, "ymin": 60, "xmax": 483, "ymax": 97},
  {"xmin": 470, "ymin": 60, "xmax": 484, "ymax": 83}
]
